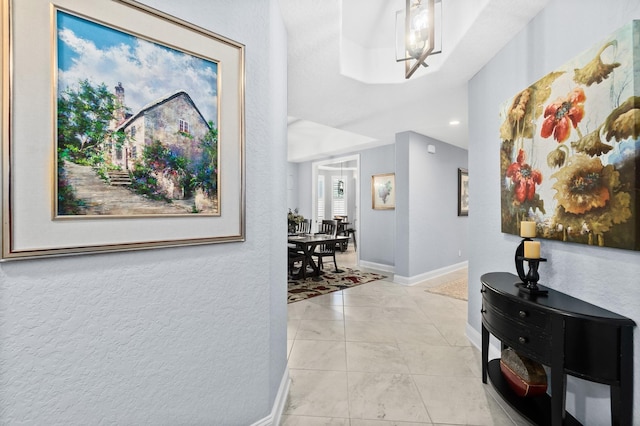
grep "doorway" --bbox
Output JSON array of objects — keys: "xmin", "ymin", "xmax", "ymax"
[{"xmin": 312, "ymin": 155, "xmax": 359, "ymax": 264}]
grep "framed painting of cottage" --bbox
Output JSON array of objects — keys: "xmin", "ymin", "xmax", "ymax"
[
  {"xmin": 458, "ymin": 168, "xmax": 468, "ymax": 216},
  {"xmin": 372, "ymin": 173, "xmax": 395, "ymax": 210},
  {"xmin": 499, "ymin": 21, "xmax": 639, "ymax": 251},
  {"xmin": 1, "ymin": 0, "xmax": 245, "ymax": 260}
]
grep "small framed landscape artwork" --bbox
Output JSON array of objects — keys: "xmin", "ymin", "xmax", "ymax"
[
  {"xmin": 372, "ymin": 173, "xmax": 395, "ymax": 210},
  {"xmin": 458, "ymin": 168, "xmax": 469, "ymax": 216}
]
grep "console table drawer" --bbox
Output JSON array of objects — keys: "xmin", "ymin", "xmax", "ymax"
[
  {"xmin": 482, "ymin": 303, "xmax": 552, "ymax": 362},
  {"xmin": 482, "ymin": 284, "xmax": 550, "ymax": 331}
]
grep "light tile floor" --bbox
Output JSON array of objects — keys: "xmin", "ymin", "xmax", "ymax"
[{"xmin": 283, "ymin": 250, "xmax": 529, "ymax": 426}]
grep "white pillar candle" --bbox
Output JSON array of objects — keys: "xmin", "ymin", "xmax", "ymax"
[
  {"xmin": 524, "ymin": 241, "xmax": 541, "ymax": 259},
  {"xmin": 520, "ymin": 221, "xmax": 536, "ymax": 238}
]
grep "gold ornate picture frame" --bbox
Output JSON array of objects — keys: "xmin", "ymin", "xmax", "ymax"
[{"xmin": 1, "ymin": 0, "xmax": 245, "ymax": 260}]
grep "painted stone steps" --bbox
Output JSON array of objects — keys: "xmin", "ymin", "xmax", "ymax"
[{"xmin": 108, "ymin": 170, "xmax": 132, "ymax": 186}]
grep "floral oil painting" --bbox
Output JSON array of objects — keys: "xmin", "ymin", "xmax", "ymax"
[
  {"xmin": 56, "ymin": 10, "xmax": 219, "ymax": 217},
  {"xmin": 500, "ymin": 21, "xmax": 639, "ymax": 251}
]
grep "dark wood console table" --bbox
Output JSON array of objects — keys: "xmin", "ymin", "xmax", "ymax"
[{"xmin": 481, "ymin": 272, "xmax": 635, "ymax": 426}]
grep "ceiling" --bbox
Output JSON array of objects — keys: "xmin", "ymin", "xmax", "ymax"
[{"xmin": 279, "ymin": 0, "xmax": 550, "ymax": 162}]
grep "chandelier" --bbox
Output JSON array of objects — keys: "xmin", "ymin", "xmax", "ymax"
[{"xmin": 395, "ymin": 0, "xmax": 442, "ymax": 79}]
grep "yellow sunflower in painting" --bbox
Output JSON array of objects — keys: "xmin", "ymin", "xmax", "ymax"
[
  {"xmin": 551, "ymin": 154, "xmax": 609, "ymax": 215},
  {"xmin": 550, "ymin": 154, "xmax": 631, "ymax": 246}
]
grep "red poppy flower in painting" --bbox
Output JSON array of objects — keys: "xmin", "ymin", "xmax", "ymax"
[
  {"xmin": 506, "ymin": 149, "xmax": 543, "ymax": 204},
  {"xmin": 540, "ymin": 88, "xmax": 586, "ymax": 143}
]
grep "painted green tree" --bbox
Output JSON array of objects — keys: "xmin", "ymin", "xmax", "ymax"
[
  {"xmin": 194, "ymin": 122, "xmax": 218, "ymax": 196},
  {"xmin": 57, "ymin": 79, "xmax": 127, "ymax": 163},
  {"xmin": 57, "ymin": 79, "xmax": 128, "ymax": 214}
]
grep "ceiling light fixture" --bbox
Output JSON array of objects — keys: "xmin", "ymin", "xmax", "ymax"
[{"xmin": 395, "ymin": 0, "xmax": 442, "ymax": 79}]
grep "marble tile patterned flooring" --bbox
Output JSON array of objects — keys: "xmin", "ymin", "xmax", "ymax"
[{"xmin": 283, "ymin": 249, "xmax": 530, "ymax": 425}]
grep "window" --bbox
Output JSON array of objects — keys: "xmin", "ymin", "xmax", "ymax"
[
  {"xmin": 179, "ymin": 119, "xmax": 190, "ymax": 134},
  {"xmin": 317, "ymin": 175, "xmax": 325, "ymax": 225},
  {"xmin": 332, "ymin": 175, "xmax": 347, "ymax": 217},
  {"xmin": 130, "ymin": 125, "xmax": 136, "ymax": 138},
  {"xmin": 131, "ymin": 146, "xmax": 137, "ymax": 159}
]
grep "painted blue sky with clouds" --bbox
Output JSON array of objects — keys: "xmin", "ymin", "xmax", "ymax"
[{"xmin": 57, "ymin": 10, "xmax": 218, "ymax": 124}]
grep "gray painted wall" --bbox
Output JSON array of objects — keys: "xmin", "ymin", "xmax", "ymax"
[
  {"xmin": 468, "ymin": 1, "xmax": 640, "ymax": 424},
  {"xmin": 0, "ymin": 1, "xmax": 288, "ymax": 424},
  {"xmin": 395, "ymin": 132, "xmax": 469, "ymax": 278},
  {"xmin": 360, "ymin": 144, "xmax": 397, "ymax": 266},
  {"xmin": 289, "ymin": 161, "xmax": 313, "ymax": 221},
  {"xmin": 287, "ymin": 162, "xmax": 300, "ymax": 213}
]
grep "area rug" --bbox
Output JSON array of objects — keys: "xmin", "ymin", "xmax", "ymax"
[
  {"xmin": 425, "ymin": 278, "xmax": 468, "ymax": 301},
  {"xmin": 288, "ymin": 268, "xmax": 387, "ymax": 303}
]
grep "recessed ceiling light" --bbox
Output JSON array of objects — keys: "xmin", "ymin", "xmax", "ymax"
[{"xmin": 449, "ymin": 120, "xmax": 460, "ymax": 126}]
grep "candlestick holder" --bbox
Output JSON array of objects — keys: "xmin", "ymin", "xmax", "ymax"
[
  {"xmin": 514, "ymin": 238, "xmax": 532, "ymax": 282},
  {"xmin": 516, "ymin": 257, "xmax": 548, "ymax": 296}
]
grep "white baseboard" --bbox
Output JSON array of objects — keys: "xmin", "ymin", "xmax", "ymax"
[
  {"xmin": 394, "ymin": 261, "xmax": 468, "ymax": 286},
  {"xmin": 465, "ymin": 322, "xmax": 501, "ymax": 360},
  {"xmin": 358, "ymin": 260, "xmax": 395, "ymax": 273},
  {"xmin": 466, "ymin": 322, "xmax": 482, "ymax": 351},
  {"xmin": 251, "ymin": 366, "xmax": 290, "ymax": 426}
]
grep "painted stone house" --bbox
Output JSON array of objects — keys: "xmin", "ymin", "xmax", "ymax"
[
  {"xmin": 110, "ymin": 82, "xmax": 211, "ymax": 171},
  {"xmin": 108, "ymin": 83, "xmax": 213, "ymax": 200}
]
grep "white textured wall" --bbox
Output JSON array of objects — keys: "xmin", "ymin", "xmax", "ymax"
[
  {"xmin": 0, "ymin": 0, "xmax": 288, "ymax": 424},
  {"xmin": 468, "ymin": 1, "xmax": 640, "ymax": 424}
]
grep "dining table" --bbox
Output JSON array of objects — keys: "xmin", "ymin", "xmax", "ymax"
[{"xmin": 287, "ymin": 233, "xmax": 350, "ymax": 280}]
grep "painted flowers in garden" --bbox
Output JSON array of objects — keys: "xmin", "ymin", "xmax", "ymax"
[{"xmin": 499, "ymin": 22, "xmax": 639, "ymax": 250}]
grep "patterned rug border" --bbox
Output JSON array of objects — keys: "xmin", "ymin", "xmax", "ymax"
[
  {"xmin": 425, "ymin": 278, "xmax": 468, "ymax": 301},
  {"xmin": 288, "ymin": 267, "xmax": 387, "ymax": 303}
]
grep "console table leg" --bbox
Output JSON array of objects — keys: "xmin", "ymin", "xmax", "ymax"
[
  {"xmin": 611, "ymin": 385, "xmax": 622, "ymax": 426},
  {"xmin": 482, "ymin": 323, "xmax": 489, "ymax": 384},
  {"xmin": 551, "ymin": 316, "xmax": 566, "ymax": 426},
  {"xmin": 612, "ymin": 326, "xmax": 633, "ymax": 425}
]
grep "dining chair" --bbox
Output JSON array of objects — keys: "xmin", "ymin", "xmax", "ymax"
[
  {"xmin": 336, "ymin": 216, "xmax": 356, "ymax": 251},
  {"xmin": 346, "ymin": 227, "xmax": 357, "ymax": 251},
  {"xmin": 313, "ymin": 219, "xmax": 339, "ymax": 272},
  {"xmin": 296, "ymin": 218, "xmax": 311, "ymax": 234},
  {"xmin": 334, "ymin": 216, "xmax": 350, "ymax": 251},
  {"xmin": 288, "ymin": 247, "xmax": 307, "ymax": 279},
  {"xmin": 290, "ymin": 219, "xmax": 312, "ymax": 259}
]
